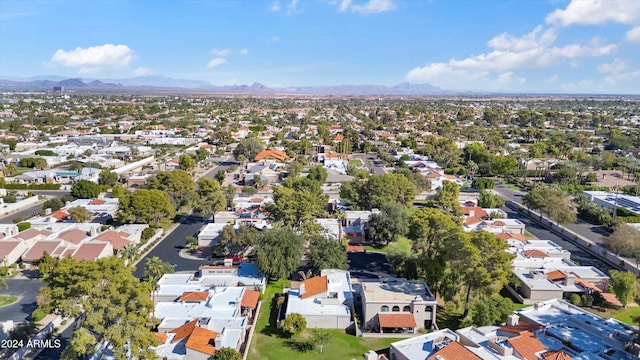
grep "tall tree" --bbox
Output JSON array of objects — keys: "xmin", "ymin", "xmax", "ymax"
[
  {"xmin": 522, "ymin": 184, "xmax": 576, "ymax": 224},
  {"xmin": 233, "ymin": 137, "xmax": 264, "ymax": 161},
  {"xmin": 409, "ymin": 207, "xmax": 464, "ymax": 297},
  {"xmin": 67, "ymin": 206, "xmax": 92, "ymax": 223},
  {"xmin": 433, "ymin": 180, "xmax": 462, "ymax": 216},
  {"xmin": 256, "ymin": 227, "xmax": 305, "ymax": 280},
  {"xmin": 178, "ymin": 154, "xmax": 196, "ymax": 171},
  {"xmin": 308, "ymin": 236, "xmax": 348, "ymax": 275},
  {"xmin": 195, "ymin": 177, "xmax": 226, "ymax": 219},
  {"xmin": 118, "ymin": 189, "xmax": 175, "ymax": 226},
  {"xmin": 458, "ymin": 231, "xmax": 514, "ymax": 316},
  {"xmin": 98, "ymin": 168, "xmax": 118, "ymax": 187},
  {"xmin": 147, "ymin": 169, "xmax": 196, "ymax": 208},
  {"xmin": 266, "ymin": 182, "xmax": 327, "ymax": 231},
  {"xmin": 609, "ymin": 270, "xmax": 639, "ymax": 308},
  {"xmin": 36, "ymin": 257, "xmax": 158, "ymax": 359},
  {"xmin": 143, "ymin": 256, "xmax": 175, "ymax": 282},
  {"xmin": 71, "ymin": 180, "xmax": 101, "ymax": 199},
  {"xmin": 368, "ymin": 202, "xmax": 410, "ymax": 246}
]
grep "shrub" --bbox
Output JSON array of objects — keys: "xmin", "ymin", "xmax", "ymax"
[
  {"xmin": 141, "ymin": 227, "xmax": 156, "ymax": 241},
  {"xmin": 569, "ymin": 293, "xmax": 582, "ymax": 306},
  {"xmin": 282, "ymin": 313, "xmax": 306, "ymax": 336},
  {"xmin": 17, "ymin": 222, "xmax": 31, "ymax": 232},
  {"xmin": 31, "ymin": 308, "xmax": 47, "ymax": 322},
  {"xmin": 0, "ymin": 266, "xmax": 8, "ymax": 276}
]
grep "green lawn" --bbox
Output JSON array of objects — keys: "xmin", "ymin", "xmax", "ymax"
[
  {"xmin": 364, "ymin": 236, "xmax": 412, "ymax": 254},
  {"xmin": 349, "ymin": 159, "xmax": 362, "ymax": 167},
  {"xmin": 250, "ymin": 280, "xmax": 402, "ymax": 360},
  {"xmin": 0, "ymin": 295, "xmax": 18, "ymax": 307},
  {"xmin": 585, "ymin": 305, "xmax": 640, "ymax": 325}
]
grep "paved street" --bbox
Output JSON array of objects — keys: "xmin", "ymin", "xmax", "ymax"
[
  {"xmin": 348, "ymin": 251, "xmax": 393, "ymax": 279},
  {"xmin": 133, "ymin": 214, "xmax": 211, "ymax": 278},
  {"xmin": 0, "ymin": 277, "xmax": 44, "ymax": 323},
  {"xmin": 494, "ymin": 184, "xmax": 612, "ymax": 244}
]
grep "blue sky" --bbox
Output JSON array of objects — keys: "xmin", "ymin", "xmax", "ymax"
[{"xmin": 1, "ymin": 0, "xmax": 639, "ymax": 94}]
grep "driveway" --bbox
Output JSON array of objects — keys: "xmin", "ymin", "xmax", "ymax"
[
  {"xmin": 348, "ymin": 251, "xmax": 393, "ymax": 279},
  {"xmin": 133, "ymin": 214, "xmax": 212, "ymax": 278},
  {"xmin": 0, "ymin": 278, "xmax": 44, "ymax": 322}
]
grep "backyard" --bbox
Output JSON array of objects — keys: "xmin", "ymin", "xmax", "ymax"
[{"xmin": 249, "ymin": 279, "xmax": 402, "ymax": 360}]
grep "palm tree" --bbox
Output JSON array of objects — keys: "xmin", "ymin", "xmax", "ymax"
[{"xmin": 120, "ymin": 244, "xmax": 138, "ymax": 265}]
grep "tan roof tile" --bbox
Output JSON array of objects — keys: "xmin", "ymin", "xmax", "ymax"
[
  {"xmin": 170, "ymin": 319, "xmax": 198, "ymax": 343},
  {"xmin": 241, "ymin": 289, "xmax": 260, "ymax": 309},
  {"xmin": 178, "ymin": 292, "xmax": 209, "ymax": 302},
  {"xmin": 427, "ymin": 341, "xmax": 482, "ymax": 360},
  {"xmin": 508, "ymin": 331, "xmax": 546, "ymax": 360},
  {"xmin": 185, "ymin": 327, "xmax": 218, "ymax": 356},
  {"xmin": 300, "ymin": 275, "xmax": 328, "ymax": 299},
  {"xmin": 378, "ymin": 313, "xmax": 417, "ymax": 328}
]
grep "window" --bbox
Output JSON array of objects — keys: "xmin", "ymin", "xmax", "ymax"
[
  {"xmin": 403, "ymin": 306, "xmax": 411, "ymax": 312},
  {"xmin": 425, "ymin": 306, "xmax": 433, "ymax": 313},
  {"xmin": 381, "ymin": 305, "xmax": 389, "ymax": 312},
  {"xmin": 392, "ymin": 306, "xmax": 400, "ymax": 312}
]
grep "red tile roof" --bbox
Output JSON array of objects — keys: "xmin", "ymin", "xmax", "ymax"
[
  {"xmin": 241, "ymin": 289, "xmax": 260, "ymax": 309},
  {"xmin": 495, "ymin": 233, "xmax": 527, "ymax": 242},
  {"xmin": 94, "ymin": 230, "xmax": 131, "ymax": 250},
  {"xmin": 546, "ymin": 270, "xmax": 567, "ymax": 282},
  {"xmin": 524, "ymin": 249, "xmax": 548, "ymax": 258},
  {"xmin": 378, "ymin": 313, "xmax": 417, "ymax": 328},
  {"xmin": 427, "ymin": 341, "xmax": 482, "ymax": 360},
  {"xmin": 51, "ymin": 210, "xmax": 69, "ymax": 221},
  {"xmin": 22, "ymin": 240, "xmax": 62, "ymax": 262},
  {"xmin": 178, "ymin": 292, "xmax": 209, "ymax": 302},
  {"xmin": 255, "ymin": 148, "xmax": 289, "ymax": 161},
  {"xmin": 464, "ymin": 216, "xmax": 484, "ymax": 226},
  {"xmin": 72, "ymin": 242, "xmax": 110, "ymax": 261},
  {"xmin": 155, "ymin": 332, "xmax": 168, "ymax": 343},
  {"xmin": 89, "ymin": 199, "xmax": 107, "ymax": 205},
  {"xmin": 462, "ymin": 206, "xmax": 488, "ymax": 218},
  {"xmin": 0, "ymin": 240, "xmax": 23, "ymax": 259},
  {"xmin": 499, "ymin": 323, "xmax": 544, "ymax": 335},
  {"xmin": 170, "ymin": 319, "xmax": 198, "ymax": 343},
  {"xmin": 58, "ymin": 229, "xmax": 89, "ymax": 245},
  {"xmin": 542, "ymin": 350, "xmax": 573, "ymax": 360},
  {"xmin": 17, "ymin": 228, "xmax": 53, "ymax": 241},
  {"xmin": 300, "ymin": 275, "xmax": 328, "ymax": 299},
  {"xmin": 508, "ymin": 331, "xmax": 547, "ymax": 360},
  {"xmin": 185, "ymin": 327, "xmax": 219, "ymax": 356}
]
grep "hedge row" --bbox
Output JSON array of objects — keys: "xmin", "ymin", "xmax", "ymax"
[{"xmin": 2, "ymin": 183, "xmax": 61, "ymax": 190}]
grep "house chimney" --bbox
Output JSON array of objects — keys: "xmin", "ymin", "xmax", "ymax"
[
  {"xmin": 469, "ymin": 210, "xmax": 475, "ymax": 217},
  {"xmin": 45, "ymin": 208, "xmax": 52, "ymax": 215},
  {"xmin": 214, "ymin": 332, "xmax": 224, "ymax": 349},
  {"xmin": 564, "ymin": 274, "xmax": 575, "ymax": 287},
  {"xmin": 299, "ymin": 283, "xmax": 305, "ymax": 296},
  {"xmin": 507, "ymin": 314, "xmax": 519, "ymax": 326},
  {"xmin": 224, "ymin": 258, "xmax": 233, "ymax": 267}
]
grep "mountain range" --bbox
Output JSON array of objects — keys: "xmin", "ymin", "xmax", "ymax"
[{"xmin": 0, "ymin": 75, "xmax": 443, "ymax": 96}]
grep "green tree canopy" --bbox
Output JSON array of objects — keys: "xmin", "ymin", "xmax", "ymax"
[
  {"xmin": 118, "ymin": 189, "xmax": 175, "ymax": 226},
  {"xmin": 71, "ymin": 180, "xmax": 101, "ymax": 199},
  {"xmin": 67, "ymin": 206, "xmax": 92, "ymax": 223},
  {"xmin": 609, "ymin": 270, "xmax": 639, "ymax": 308},
  {"xmin": 256, "ymin": 227, "xmax": 305, "ymax": 280},
  {"xmin": 178, "ymin": 154, "xmax": 196, "ymax": 171},
  {"xmin": 98, "ymin": 168, "xmax": 118, "ymax": 187},
  {"xmin": 37, "ymin": 257, "xmax": 158, "ymax": 359},
  {"xmin": 214, "ymin": 347, "xmax": 243, "ymax": 360},
  {"xmin": 368, "ymin": 202, "xmax": 409, "ymax": 247},
  {"xmin": 266, "ymin": 180, "xmax": 328, "ymax": 231},
  {"xmin": 233, "ymin": 137, "xmax": 264, "ymax": 161},
  {"xmin": 308, "ymin": 236, "xmax": 348, "ymax": 275},
  {"xmin": 195, "ymin": 177, "xmax": 226, "ymax": 218},
  {"xmin": 522, "ymin": 184, "xmax": 576, "ymax": 224},
  {"xmin": 341, "ymin": 173, "xmax": 417, "ymax": 210},
  {"xmin": 148, "ymin": 169, "xmax": 196, "ymax": 208}
]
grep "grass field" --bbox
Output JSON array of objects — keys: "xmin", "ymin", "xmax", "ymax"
[
  {"xmin": 349, "ymin": 159, "xmax": 362, "ymax": 167},
  {"xmin": 0, "ymin": 295, "xmax": 18, "ymax": 307},
  {"xmin": 585, "ymin": 305, "xmax": 640, "ymax": 325},
  {"xmin": 249, "ymin": 280, "xmax": 402, "ymax": 360},
  {"xmin": 364, "ymin": 236, "xmax": 412, "ymax": 254}
]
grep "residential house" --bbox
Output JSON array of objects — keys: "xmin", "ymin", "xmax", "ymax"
[
  {"xmin": 0, "ymin": 240, "xmax": 28, "ymax": 265},
  {"xmin": 71, "ymin": 241, "xmax": 113, "ymax": 261},
  {"xmin": 284, "ymin": 269, "xmax": 354, "ymax": 329},
  {"xmin": 356, "ymin": 278, "xmax": 437, "ymax": 334}
]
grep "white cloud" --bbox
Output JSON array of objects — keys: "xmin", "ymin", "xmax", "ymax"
[
  {"xmin": 266, "ymin": 35, "xmax": 280, "ymax": 43},
  {"xmin": 212, "ymin": 48, "xmax": 231, "ymax": 57},
  {"xmin": 287, "ymin": 0, "xmax": 299, "ymax": 14},
  {"xmin": 626, "ymin": 26, "xmax": 640, "ymax": 42},
  {"xmin": 207, "ymin": 57, "xmax": 227, "ymax": 68},
  {"xmin": 545, "ymin": 74, "xmax": 559, "ymax": 83},
  {"xmin": 405, "ymin": 25, "xmax": 617, "ymax": 89},
  {"xmin": 49, "ymin": 44, "xmax": 134, "ymax": 73},
  {"xmin": 341, "ymin": 0, "xmax": 397, "ymax": 14},
  {"xmin": 239, "ymin": 49, "xmax": 249, "ymax": 55},
  {"xmin": 133, "ymin": 67, "xmax": 153, "ymax": 76},
  {"xmin": 546, "ymin": 0, "xmax": 640, "ymax": 26},
  {"xmin": 271, "ymin": 0, "xmax": 280, "ymax": 12}
]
